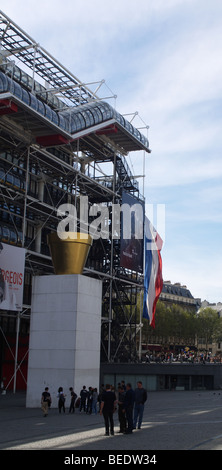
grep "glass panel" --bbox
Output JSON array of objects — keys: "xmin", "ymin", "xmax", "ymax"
[
  {"xmin": 51, "ymin": 109, "xmax": 59, "ymax": 126},
  {"xmin": 124, "ymin": 119, "xmax": 133, "ymax": 135},
  {"xmin": 13, "ymin": 81, "xmax": 22, "ymax": 99},
  {"xmin": 59, "ymin": 111, "xmax": 70, "ymax": 132},
  {"xmin": 2, "ymin": 226, "xmax": 10, "ymax": 241},
  {"xmin": 27, "ymin": 75, "xmax": 34, "ymax": 91},
  {"xmin": 44, "ymin": 103, "xmax": 52, "ymax": 121},
  {"xmin": 22, "ymin": 89, "xmax": 30, "ymax": 105},
  {"xmin": 0, "ymin": 168, "xmax": 5, "ymax": 182},
  {"xmin": 7, "ymin": 75, "xmax": 12, "ymax": 92},
  {"xmin": 29, "ymin": 93, "xmax": 38, "ymax": 110},
  {"xmin": 75, "ymin": 111, "xmax": 86, "ymax": 129},
  {"xmin": 92, "ymin": 105, "xmax": 103, "ymax": 122},
  {"xmin": 70, "ymin": 113, "xmax": 83, "ymax": 132},
  {"xmin": 146, "ymin": 375, "xmax": 157, "ymax": 391},
  {"xmin": 10, "ymin": 230, "xmax": 17, "ymax": 244},
  {"xmin": 0, "ymin": 72, "xmax": 8, "ymax": 92},
  {"xmin": 37, "ymin": 99, "xmax": 46, "ymax": 116},
  {"xmin": 103, "ymin": 375, "xmax": 115, "ymax": 387},
  {"xmin": 102, "ymin": 102, "xmax": 113, "ymax": 119},
  {"xmin": 81, "ymin": 109, "xmax": 95, "ymax": 127},
  {"xmin": 13, "ymin": 67, "xmax": 21, "ymax": 83},
  {"xmin": 80, "ymin": 110, "xmax": 90, "ymax": 127},
  {"xmin": 34, "ymin": 81, "xmax": 43, "ymax": 94},
  {"xmin": 13, "ymin": 177, "xmax": 20, "ymax": 188},
  {"xmin": 21, "ymin": 70, "xmax": 30, "ymax": 88},
  {"xmin": 97, "ymin": 102, "xmax": 111, "ymax": 120},
  {"xmin": 6, "ymin": 173, "xmax": 13, "ymax": 185},
  {"xmin": 58, "ymin": 114, "xmax": 66, "ymax": 130}
]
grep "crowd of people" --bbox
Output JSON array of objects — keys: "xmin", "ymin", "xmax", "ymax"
[
  {"xmin": 41, "ymin": 380, "xmax": 147, "ymax": 436},
  {"xmin": 100, "ymin": 381, "xmax": 147, "ymax": 435},
  {"xmin": 41, "ymin": 385, "xmax": 100, "ymax": 417},
  {"xmin": 144, "ymin": 350, "xmax": 222, "ymax": 363}
]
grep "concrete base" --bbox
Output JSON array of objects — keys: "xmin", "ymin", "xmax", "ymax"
[{"xmin": 26, "ymin": 274, "xmax": 102, "ymax": 408}]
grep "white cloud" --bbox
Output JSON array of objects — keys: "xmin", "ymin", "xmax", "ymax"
[
  {"xmin": 1, "ymin": 0, "xmax": 196, "ymax": 30},
  {"xmin": 163, "ymin": 253, "xmax": 222, "ymax": 303},
  {"xmin": 143, "ymin": 26, "xmax": 222, "ymax": 113},
  {"xmin": 146, "ymin": 150, "xmax": 222, "ymax": 188}
]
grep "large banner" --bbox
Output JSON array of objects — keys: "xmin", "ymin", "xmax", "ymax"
[
  {"xmin": 120, "ymin": 191, "xmax": 144, "ymax": 273},
  {"xmin": 0, "ymin": 242, "xmax": 25, "ymax": 311}
]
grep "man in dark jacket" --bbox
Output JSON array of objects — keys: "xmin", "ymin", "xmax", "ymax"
[
  {"xmin": 133, "ymin": 381, "xmax": 147, "ymax": 429},
  {"xmin": 123, "ymin": 383, "xmax": 135, "ymax": 434},
  {"xmin": 100, "ymin": 384, "xmax": 117, "ymax": 436}
]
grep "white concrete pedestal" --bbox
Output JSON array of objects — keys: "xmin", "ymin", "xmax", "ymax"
[{"xmin": 26, "ymin": 274, "xmax": 102, "ymax": 408}]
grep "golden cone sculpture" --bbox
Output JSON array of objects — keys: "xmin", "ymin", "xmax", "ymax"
[{"xmin": 47, "ymin": 232, "xmax": 92, "ymax": 275}]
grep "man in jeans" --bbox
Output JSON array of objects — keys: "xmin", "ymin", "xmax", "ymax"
[
  {"xmin": 133, "ymin": 381, "xmax": 147, "ymax": 429},
  {"xmin": 100, "ymin": 384, "xmax": 117, "ymax": 436},
  {"xmin": 123, "ymin": 383, "xmax": 135, "ymax": 434}
]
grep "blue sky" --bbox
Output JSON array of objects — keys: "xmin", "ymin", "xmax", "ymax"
[{"xmin": 1, "ymin": 0, "xmax": 222, "ymax": 302}]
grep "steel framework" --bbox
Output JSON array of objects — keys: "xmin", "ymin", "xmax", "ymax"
[{"xmin": 0, "ymin": 11, "xmax": 151, "ymax": 374}]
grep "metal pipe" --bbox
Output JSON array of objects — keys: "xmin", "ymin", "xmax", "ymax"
[
  {"xmin": 22, "ymin": 146, "xmax": 30, "ymax": 248},
  {"xmin": 13, "ymin": 314, "xmax": 20, "ymax": 394}
]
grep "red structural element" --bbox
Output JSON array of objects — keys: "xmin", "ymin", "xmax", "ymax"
[
  {"xmin": 96, "ymin": 124, "xmax": 118, "ymax": 135},
  {"xmin": 36, "ymin": 134, "xmax": 70, "ymax": 146},
  {"xmin": 1, "ymin": 334, "xmax": 29, "ymax": 391},
  {"xmin": 0, "ymin": 99, "xmax": 18, "ymax": 115}
]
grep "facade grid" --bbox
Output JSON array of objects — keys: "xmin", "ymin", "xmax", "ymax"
[{"xmin": 0, "ymin": 11, "xmax": 150, "ymax": 389}]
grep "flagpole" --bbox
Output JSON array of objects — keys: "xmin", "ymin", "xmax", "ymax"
[{"xmin": 139, "ymin": 289, "xmax": 143, "ymax": 361}]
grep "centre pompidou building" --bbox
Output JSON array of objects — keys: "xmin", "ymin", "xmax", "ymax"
[{"xmin": 0, "ymin": 11, "xmax": 150, "ymax": 389}]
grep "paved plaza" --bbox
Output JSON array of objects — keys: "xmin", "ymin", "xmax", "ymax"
[{"xmin": 0, "ymin": 390, "xmax": 222, "ymax": 451}]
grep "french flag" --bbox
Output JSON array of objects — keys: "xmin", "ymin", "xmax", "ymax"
[{"xmin": 143, "ymin": 217, "xmax": 163, "ymax": 328}]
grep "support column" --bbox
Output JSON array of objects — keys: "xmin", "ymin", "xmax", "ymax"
[{"xmin": 26, "ymin": 274, "xmax": 102, "ymax": 407}]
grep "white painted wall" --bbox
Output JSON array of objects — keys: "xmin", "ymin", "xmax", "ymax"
[{"xmin": 26, "ymin": 274, "xmax": 102, "ymax": 408}]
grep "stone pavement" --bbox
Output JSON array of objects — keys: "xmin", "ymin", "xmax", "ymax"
[{"xmin": 0, "ymin": 390, "xmax": 222, "ymax": 451}]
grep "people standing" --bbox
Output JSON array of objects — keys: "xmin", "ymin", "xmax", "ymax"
[
  {"xmin": 100, "ymin": 384, "xmax": 117, "ymax": 436},
  {"xmin": 117, "ymin": 385, "xmax": 126, "ymax": 433},
  {"xmin": 123, "ymin": 383, "xmax": 135, "ymax": 434},
  {"xmin": 41, "ymin": 387, "xmax": 51, "ymax": 417},
  {"xmin": 133, "ymin": 381, "xmax": 147, "ymax": 429},
  {"xmin": 69, "ymin": 387, "xmax": 77, "ymax": 413},
  {"xmin": 58, "ymin": 386, "xmax": 66, "ymax": 413}
]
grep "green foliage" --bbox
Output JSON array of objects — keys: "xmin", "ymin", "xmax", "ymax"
[
  {"xmin": 141, "ymin": 301, "xmax": 198, "ymax": 347},
  {"xmin": 141, "ymin": 302, "xmax": 222, "ymax": 351},
  {"xmin": 197, "ymin": 307, "xmax": 222, "ymax": 350}
]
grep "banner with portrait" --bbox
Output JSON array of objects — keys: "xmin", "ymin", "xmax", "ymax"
[
  {"xmin": 120, "ymin": 191, "xmax": 144, "ymax": 273},
  {"xmin": 0, "ymin": 242, "xmax": 25, "ymax": 311}
]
